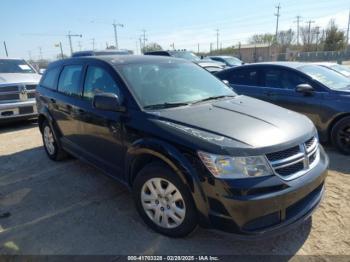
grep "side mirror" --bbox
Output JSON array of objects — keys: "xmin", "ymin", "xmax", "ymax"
[
  {"xmin": 296, "ymin": 84, "xmax": 314, "ymax": 95},
  {"xmin": 93, "ymin": 93, "xmax": 125, "ymax": 112},
  {"xmin": 222, "ymin": 80, "xmax": 229, "ymax": 85},
  {"xmin": 39, "ymin": 69, "xmax": 46, "ymax": 75}
]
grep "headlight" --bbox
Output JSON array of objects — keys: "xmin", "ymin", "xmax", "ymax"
[{"xmin": 197, "ymin": 151, "xmax": 273, "ymax": 179}]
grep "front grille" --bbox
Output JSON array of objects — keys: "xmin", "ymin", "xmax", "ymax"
[
  {"xmin": 27, "ymin": 93, "xmax": 36, "ymax": 99},
  {"xmin": 276, "ymin": 162, "xmax": 304, "ymax": 176},
  {"xmin": 0, "ymin": 93, "xmax": 20, "ymax": 101},
  {"xmin": 266, "ymin": 136, "xmax": 319, "ymax": 180},
  {"xmin": 0, "ymin": 85, "xmax": 19, "ymax": 92},
  {"xmin": 266, "ymin": 146, "xmax": 300, "ymax": 162},
  {"xmin": 305, "ymin": 137, "xmax": 317, "ymax": 151},
  {"xmin": 0, "ymin": 83, "xmax": 37, "ymax": 102},
  {"xmin": 26, "ymin": 84, "xmax": 37, "ymax": 90}
]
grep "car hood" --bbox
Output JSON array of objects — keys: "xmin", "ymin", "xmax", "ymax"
[
  {"xmin": 148, "ymin": 96, "xmax": 316, "ymax": 155},
  {"xmin": 0, "ymin": 73, "xmax": 41, "ymax": 85}
]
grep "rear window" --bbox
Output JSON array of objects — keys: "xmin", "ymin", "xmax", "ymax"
[
  {"xmin": 58, "ymin": 65, "xmax": 83, "ymax": 96},
  {"xmin": 41, "ymin": 67, "xmax": 60, "ymax": 89},
  {"xmin": 0, "ymin": 59, "xmax": 36, "ymax": 73}
]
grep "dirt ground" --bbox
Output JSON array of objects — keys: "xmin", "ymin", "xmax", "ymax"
[{"xmin": 0, "ymin": 120, "xmax": 349, "ymax": 256}]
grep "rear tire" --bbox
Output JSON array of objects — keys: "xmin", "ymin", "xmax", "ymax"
[
  {"xmin": 331, "ymin": 116, "xmax": 350, "ymax": 155},
  {"xmin": 133, "ymin": 162, "xmax": 198, "ymax": 237},
  {"xmin": 41, "ymin": 120, "xmax": 67, "ymax": 161}
]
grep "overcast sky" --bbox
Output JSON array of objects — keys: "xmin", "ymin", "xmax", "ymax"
[{"xmin": 1, "ymin": 0, "xmax": 349, "ymax": 59}]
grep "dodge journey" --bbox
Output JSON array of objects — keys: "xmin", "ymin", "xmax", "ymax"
[{"xmin": 36, "ymin": 56, "xmax": 328, "ymax": 237}]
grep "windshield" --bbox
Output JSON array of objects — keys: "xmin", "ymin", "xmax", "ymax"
[
  {"xmin": 298, "ymin": 65, "xmax": 350, "ymax": 90},
  {"xmin": 225, "ymin": 57, "xmax": 242, "ymax": 66},
  {"xmin": 118, "ymin": 61, "xmax": 235, "ymax": 108},
  {"xmin": 0, "ymin": 59, "xmax": 36, "ymax": 73},
  {"xmin": 330, "ymin": 64, "xmax": 350, "ymax": 77},
  {"xmin": 169, "ymin": 51, "xmax": 201, "ymax": 61}
]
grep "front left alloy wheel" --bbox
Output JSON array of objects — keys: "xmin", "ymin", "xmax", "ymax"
[{"xmin": 133, "ymin": 162, "xmax": 198, "ymax": 237}]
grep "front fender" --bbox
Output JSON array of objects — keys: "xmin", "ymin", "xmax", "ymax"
[{"xmin": 125, "ymin": 138, "xmax": 210, "ymax": 223}]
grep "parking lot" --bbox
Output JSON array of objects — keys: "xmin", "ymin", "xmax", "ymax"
[{"xmin": 0, "ymin": 120, "xmax": 349, "ymax": 256}]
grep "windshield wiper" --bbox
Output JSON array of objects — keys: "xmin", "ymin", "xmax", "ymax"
[
  {"xmin": 144, "ymin": 102, "xmax": 190, "ymax": 110},
  {"xmin": 191, "ymin": 95, "xmax": 235, "ymax": 104}
]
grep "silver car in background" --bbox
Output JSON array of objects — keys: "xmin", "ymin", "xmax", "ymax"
[{"xmin": 0, "ymin": 58, "xmax": 41, "ymax": 121}]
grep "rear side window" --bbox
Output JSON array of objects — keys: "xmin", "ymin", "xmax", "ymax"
[
  {"xmin": 58, "ymin": 65, "xmax": 83, "ymax": 96},
  {"xmin": 263, "ymin": 68, "xmax": 309, "ymax": 89},
  {"xmin": 83, "ymin": 66, "xmax": 121, "ymax": 99},
  {"xmin": 228, "ymin": 68, "xmax": 258, "ymax": 86},
  {"xmin": 41, "ymin": 67, "xmax": 60, "ymax": 89}
]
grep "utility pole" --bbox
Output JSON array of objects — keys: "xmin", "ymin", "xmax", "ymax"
[
  {"xmin": 315, "ymin": 26, "xmax": 320, "ymax": 51},
  {"xmin": 59, "ymin": 42, "xmax": 64, "ymax": 58},
  {"xmin": 38, "ymin": 47, "xmax": 43, "ymax": 60},
  {"xmin": 142, "ymin": 29, "xmax": 147, "ymax": 49},
  {"xmin": 3, "ymin": 41, "xmax": 8, "ymax": 57},
  {"xmin": 91, "ymin": 38, "xmax": 95, "ymax": 50},
  {"xmin": 215, "ymin": 29, "xmax": 219, "ymax": 50},
  {"xmin": 112, "ymin": 21, "xmax": 124, "ymax": 50},
  {"xmin": 139, "ymin": 37, "xmax": 143, "ymax": 53},
  {"xmin": 197, "ymin": 43, "xmax": 200, "ymax": 54},
  {"xmin": 210, "ymin": 43, "xmax": 213, "ymax": 54},
  {"xmin": 67, "ymin": 32, "xmax": 82, "ymax": 55},
  {"xmin": 170, "ymin": 43, "xmax": 175, "ymax": 50},
  {"xmin": 274, "ymin": 3, "xmax": 281, "ymax": 43},
  {"xmin": 346, "ymin": 9, "xmax": 350, "ymax": 46},
  {"xmin": 294, "ymin": 15, "xmax": 302, "ymax": 46},
  {"xmin": 78, "ymin": 41, "xmax": 82, "ymax": 51},
  {"xmin": 306, "ymin": 20, "xmax": 315, "ymax": 48},
  {"xmin": 238, "ymin": 42, "xmax": 242, "ymax": 59}
]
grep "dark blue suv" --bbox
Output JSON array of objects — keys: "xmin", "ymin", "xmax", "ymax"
[{"xmin": 216, "ymin": 62, "xmax": 350, "ymax": 155}]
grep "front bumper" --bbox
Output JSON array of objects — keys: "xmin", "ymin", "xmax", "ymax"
[
  {"xmin": 0, "ymin": 99, "xmax": 37, "ymax": 120},
  {"xmin": 200, "ymin": 145, "xmax": 328, "ymax": 237}
]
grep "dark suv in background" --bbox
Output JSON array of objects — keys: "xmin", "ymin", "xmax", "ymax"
[
  {"xmin": 36, "ymin": 56, "xmax": 328, "ymax": 237},
  {"xmin": 216, "ymin": 62, "xmax": 350, "ymax": 155}
]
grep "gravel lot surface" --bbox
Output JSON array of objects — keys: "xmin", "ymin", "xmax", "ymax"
[{"xmin": 0, "ymin": 121, "xmax": 349, "ymax": 256}]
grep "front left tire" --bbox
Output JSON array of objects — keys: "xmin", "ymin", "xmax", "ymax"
[{"xmin": 133, "ymin": 162, "xmax": 198, "ymax": 237}]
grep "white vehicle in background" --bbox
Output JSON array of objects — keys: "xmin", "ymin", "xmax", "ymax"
[
  {"xmin": 315, "ymin": 62, "xmax": 350, "ymax": 78},
  {"xmin": 0, "ymin": 58, "xmax": 41, "ymax": 121}
]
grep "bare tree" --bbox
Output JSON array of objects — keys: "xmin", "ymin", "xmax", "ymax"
[{"xmin": 249, "ymin": 33, "xmax": 274, "ymax": 45}]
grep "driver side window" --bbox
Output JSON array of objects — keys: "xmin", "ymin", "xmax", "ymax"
[{"xmin": 83, "ymin": 66, "xmax": 121, "ymax": 99}]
